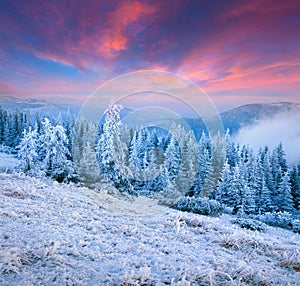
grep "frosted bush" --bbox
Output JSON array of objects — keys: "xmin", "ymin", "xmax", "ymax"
[
  {"xmin": 291, "ymin": 219, "xmax": 300, "ymax": 233},
  {"xmin": 232, "ymin": 218, "xmax": 267, "ymax": 232},
  {"xmin": 0, "ymin": 145, "xmax": 14, "ymax": 154},
  {"xmin": 251, "ymin": 212, "xmax": 300, "ymax": 232},
  {"xmin": 173, "ymin": 197, "xmax": 224, "ymax": 216},
  {"xmin": 257, "ymin": 212, "xmax": 293, "ymax": 229}
]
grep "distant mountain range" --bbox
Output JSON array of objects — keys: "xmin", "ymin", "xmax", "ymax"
[
  {"xmin": 220, "ymin": 102, "xmax": 300, "ymax": 134},
  {"xmin": 0, "ymin": 96, "xmax": 79, "ymax": 119},
  {"xmin": 0, "ymin": 96, "xmax": 299, "ymax": 136},
  {"xmin": 185, "ymin": 102, "xmax": 300, "ymax": 138}
]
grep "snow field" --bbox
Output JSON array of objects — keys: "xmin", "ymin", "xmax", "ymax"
[{"xmin": 1, "ymin": 173, "xmax": 300, "ymax": 285}]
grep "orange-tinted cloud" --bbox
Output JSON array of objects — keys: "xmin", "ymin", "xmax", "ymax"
[{"xmin": 98, "ymin": 1, "xmax": 155, "ymax": 57}]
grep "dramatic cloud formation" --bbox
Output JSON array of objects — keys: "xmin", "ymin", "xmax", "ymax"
[
  {"xmin": 234, "ymin": 111, "xmax": 300, "ymax": 164},
  {"xmin": 0, "ymin": 0, "xmax": 299, "ymax": 108},
  {"xmin": 98, "ymin": 1, "xmax": 155, "ymax": 57},
  {"xmin": 178, "ymin": 0, "xmax": 300, "ymax": 98}
]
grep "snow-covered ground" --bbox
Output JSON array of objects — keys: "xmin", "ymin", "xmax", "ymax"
[
  {"xmin": 0, "ymin": 153, "xmax": 19, "ymax": 173},
  {"xmin": 1, "ymin": 173, "xmax": 300, "ymax": 285}
]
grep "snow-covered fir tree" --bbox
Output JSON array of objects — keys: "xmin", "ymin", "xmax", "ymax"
[
  {"xmin": 258, "ymin": 178, "xmax": 273, "ymax": 213},
  {"xmin": 96, "ymin": 104, "xmax": 134, "ymax": 194},
  {"xmin": 225, "ymin": 129, "xmax": 239, "ymax": 168},
  {"xmin": 241, "ymin": 185, "xmax": 256, "ymax": 215},
  {"xmin": 275, "ymin": 142, "xmax": 288, "ymax": 174},
  {"xmin": 164, "ymin": 135, "xmax": 181, "ymax": 181},
  {"xmin": 17, "ymin": 127, "xmax": 39, "ymax": 172},
  {"xmin": 215, "ymin": 161, "xmax": 233, "ymax": 206},
  {"xmin": 128, "ymin": 128, "xmax": 166, "ymax": 194},
  {"xmin": 165, "ymin": 124, "xmax": 199, "ymax": 195},
  {"xmin": 192, "ymin": 133, "xmax": 211, "ymax": 197},
  {"xmin": 202, "ymin": 132, "xmax": 226, "ymax": 197},
  {"xmin": 277, "ymin": 172, "xmax": 294, "ymax": 213},
  {"xmin": 290, "ymin": 163, "xmax": 300, "ymax": 210},
  {"xmin": 39, "ymin": 118, "xmax": 75, "ymax": 182},
  {"xmin": 72, "ymin": 116, "xmax": 100, "ymax": 186},
  {"xmin": 230, "ymin": 166, "xmax": 245, "ymax": 214},
  {"xmin": 76, "ymin": 141, "xmax": 102, "ymax": 187}
]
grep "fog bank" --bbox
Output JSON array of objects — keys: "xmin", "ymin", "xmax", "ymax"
[{"xmin": 233, "ymin": 112, "xmax": 300, "ymax": 165}]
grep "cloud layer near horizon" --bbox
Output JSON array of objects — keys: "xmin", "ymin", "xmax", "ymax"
[
  {"xmin": 234, "ymin": 111, "xmax": 300, "ymax": 164},
  {"xmin": 0, "ymin": 0, "xmax": 299, "ymax": 108}
]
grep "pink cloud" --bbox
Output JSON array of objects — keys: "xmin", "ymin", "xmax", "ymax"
[
  {"xmin": 98, "ymin": 1, "xmax": 155, "ymax": 58},
  {"xmin": 0, "ymin": 83, "xmax": 18, "ymax": 94},
  {"xmin": 222, "ymin": 0, "xmax": 300, "ymax": 19},
  {"xmin": 0, "ymin": 1, "xmax": 156, "ymax": 72},
  {"xmin": 177, "ymin": 0, "xmax": 300, "ymax": 99}
]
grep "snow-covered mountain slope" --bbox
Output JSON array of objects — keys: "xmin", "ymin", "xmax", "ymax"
[
  {"xmin": 0, "ymin": 96, "xmax": 79, "ymax": 119},
  {"xmin": 1, "ymin": 173, "xmax": 300, "ymax": 285}
]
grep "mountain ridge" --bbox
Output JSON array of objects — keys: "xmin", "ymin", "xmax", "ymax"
[
  {"xmin": 0, "ymin": 95, "xmax": 299, "ymax": 134},
  {"xmin": 0, "ymin": 95, "xmax": 78, "ymax": 119},
  {"xmin": 220, "ymin": 101, "xmax": 300, "ymax": 134}
]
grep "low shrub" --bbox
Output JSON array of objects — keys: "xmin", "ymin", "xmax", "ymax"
[
  {"xmin": 291, "ymin": 220, "xmax": 300, "ymax": 234},
  {"xmin": 0, "ymin": 145, "xmax": 15, "ymax": 154},
  {"xmin": 252, "ymin": 212, "xmax": 300, "ymax": 232},
  {"xmin": 257, "ymin": 212, "xmax": 292, "ymax": 229},
  {"xmin": 232, "ymin": 218, "xmax": 267, "ymax": 232},
  {"xmin": 173, "ymin": 197, "xmax": 224, "ymax": 216}
]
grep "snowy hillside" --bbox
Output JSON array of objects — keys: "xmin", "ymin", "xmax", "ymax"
[{"xmin": 1, "ymin": 173, "xmax": 300, "ymax": 285}]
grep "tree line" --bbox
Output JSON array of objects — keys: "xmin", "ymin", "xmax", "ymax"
[{"xmin": 1, "ymin": 104, "xmax": 300, "ymax": 215}]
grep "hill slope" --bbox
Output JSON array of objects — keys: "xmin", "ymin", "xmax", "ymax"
[{"xmin": 1, "ymin": 173, "xmax": 300, "ymax": 285}]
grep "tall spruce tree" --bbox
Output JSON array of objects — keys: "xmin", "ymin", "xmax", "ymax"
[
  {"xmin": 96, "ymin": 104, "xmax": 134, "ymax": 194},
  {"xmin": 17, "ymin": 127, "xmax": 38, "ymax": 172},
  {"xmin": 202, "ymin": 132, "xmax": 226, "ymax": 197},
  {"xmin": 290, "ymin": 164, "xmax": 300, "ymax": 210},
  {"xmin": 277, "ymin": 172, "xmax": 294, "ymax": 213},
  {"xmin": 39, "ymin": 118, "xmax": 75, "ymax": 182},
  {"xmin": 216, "ymin": 162, "xmax": 233, "ymax": 206},
  {"xmin": 72, "ymin": 116, "xmax": 100, "ymax": 186},
  {"xmin": 225, "ymin": 129, "xmax": 239, "ymax": 168}
]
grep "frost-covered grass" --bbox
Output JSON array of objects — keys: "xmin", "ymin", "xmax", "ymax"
[{"xmin": 1, "ymin": 173, "xmax": 300, "ymax": 285}]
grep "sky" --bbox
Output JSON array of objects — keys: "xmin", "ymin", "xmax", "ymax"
[{"xmin": 0, "ymin": 0, "xmax": 300, "ymax": 111}]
